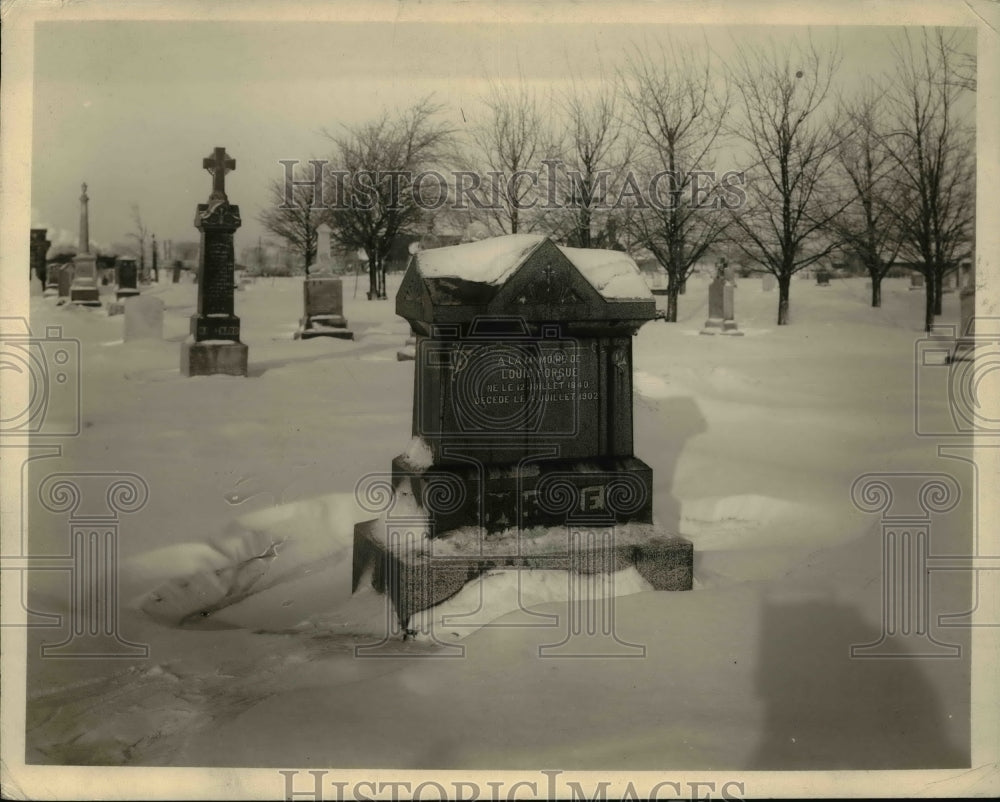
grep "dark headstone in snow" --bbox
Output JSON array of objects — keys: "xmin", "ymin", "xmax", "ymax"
[
  {"xmin": 181, "ymin": 146, "xmax": 248, "ymax": 377},
  {"xmin": 353, "ymin": 234, "xmax": 692, "ymax": 633},
  {"xmin": 116, "ymin": 258, "xmax": 140, "ymax": 301}
]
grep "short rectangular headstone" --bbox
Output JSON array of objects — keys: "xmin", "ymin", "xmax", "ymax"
[
  {"xmin": 57, "ymin": 265, "xmax": 73, "ymax": 303},
  {"xmin": 762, "ymin": 274, "xmax": 776, "ymax": 292},
  {"xmin": 116, "ymin": 258, "xmax": 140, "ymax": 301},
  {"xmin": 124, "ymin": 296, "xmax": 165, "ymax": 341},
  {"xmin": 295, "ymin": 277, "xmax": 353, "ymax": 340},
  {"xmin": 909, "ymin": 271, "xmax": 925, "ymax": 290},
  {"xmin": 816, "ymin": 269, "xmax": 831, "ymax": 286},
  {"xmin": 701, "ymin": 276, "xmax": 742, "ymax": 335}
]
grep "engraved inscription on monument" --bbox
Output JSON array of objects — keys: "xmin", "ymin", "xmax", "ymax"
[{"xmin": 181, "ymin": 146, "xmax": 248, "ymax": 376}]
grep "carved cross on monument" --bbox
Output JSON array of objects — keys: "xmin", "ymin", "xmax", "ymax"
[{"xmin": 203, "ymin": 147, "xmax": 236, "ymax": 200}]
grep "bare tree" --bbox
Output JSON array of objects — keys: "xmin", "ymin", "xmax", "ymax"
[
  {"xmin": 882, "ymin": 28, "xmax": 975, "ymax": 332},
  {"xmin": 727, "ymin": 37, "xmax": 847, "ymax": 325},
  {"xmin": 128, "ymin": 204, "xmax": 148, "ymax": 279},
  {"xmin": 832, "ymin": 83, "xmax": 903, "ymax": 308},
  {"xmin": 323, "ymin": 98, "xmax": 454, "ymax": 299},
  {"xmin": 462, "ymin": 76, "xmax": 550, "ymax": 235},
  {"xmin": 548, "ymin": 68, "xmax": 634, "ymax": 249},
  {"xmin": 259, "ymin": 164, "xmax": 323, "ymax": 276},
  {"xmin": 620, "ymin": 38, "xmax": 732, "ymax": 322}
]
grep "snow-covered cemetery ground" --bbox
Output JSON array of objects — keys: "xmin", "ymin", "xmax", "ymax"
[{"xmin": 13, "ymin": 271, "xmax": 987, "ymax": 785}]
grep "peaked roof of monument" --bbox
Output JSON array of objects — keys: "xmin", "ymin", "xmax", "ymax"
[
  {"xmin": 411, "ymin": 234, "xmax": 651, "ymax": 301},
  {"xmin": 397, "ymin": 233, "xmax": 655, "ymax": 328}
]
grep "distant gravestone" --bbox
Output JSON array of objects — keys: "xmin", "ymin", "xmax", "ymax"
[
  {"xmin": 116, "ymin": 258, "xmax": 140, "ymax": 300},
  {"xmin": 44, "ymin": 263, "xmax": 60, "ymax": 297},
  {"xmin": 172, "ymin": 262, "xmax": 182, "ymax": 283},
  {"xmin": 70, "ymin": 183, "xmax": 101, "ymax": 306},
  {"xmin": 816, "ymin": 269, "xmax": 831, "ymax": 287},
  {"xmin": 295, "ymin": 278, "xmax": 353, "ymax": 340},
  {"xmin": 124, "ymin": 296, "xmax": 165, "ymax": 341},
  {"xmin": 296, "ymin": 224, "xmax": 352, "ymax": 340},
  {"xmin": 353, "ymin": 234, "xmax": 692, "ymax": 632},
  {"xmin": 701, "ymin": 275, "xmax": 743, "ymax": 335},
  {"xmin": 31, "ymin": 228, "xmax": 50, "ymax": 290},
  {"xmin": 56, "ymin": 265, "xmax": 73, "ymax": 304},
  {"xmin": 942, "ymin": 271, "xmax": 957, "ymax": 294},
  {"xmin": 762, "ymin": 274, "xmax": 776, "ymax": 292},
  {"xmin": 646, "ymin": 269, "xmax": 669, "ymax": 296},
  {"xmin": 909, "ymin": 272, "xmax": 925, "ymax": 290},
  {"xmin": 181, "ymin": 147, "xmax": 248, "ymax": 377},
  {"xmin": 952, "ymin": 261, "xmax": 976, "ymax": 362}
]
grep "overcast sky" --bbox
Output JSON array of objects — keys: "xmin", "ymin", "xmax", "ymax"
[{"xmin": 30, "ymin": 20, "xmax": 975, "ymax": 254}]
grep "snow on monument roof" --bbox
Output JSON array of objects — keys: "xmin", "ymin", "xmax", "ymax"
[
  {"xmin": 415, "ymin": 234, "xmax": 651, "ymax": 302},
  {"xmin": 558, "ymin": 246, "xmax": 651, "ymax": 300},
  {"xmin": 415, "ymin": 234, "xmax": 545, "ymax": 284}
]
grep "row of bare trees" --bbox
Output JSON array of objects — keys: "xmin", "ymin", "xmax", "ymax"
[{"xmin": 261, "ymin": 28, "xmax": 974, "ymax": 328}]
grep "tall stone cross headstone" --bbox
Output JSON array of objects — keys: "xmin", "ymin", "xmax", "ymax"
[
  {"xmin": 295, "ymin": 223, "xmax": 353, "ymax": 340},
  {"xmin": 181, "ymin": 146, "xmax": 248, "ymax": 377},
  {"xmin": 31, "ymin": 228, "xmax": 51, "ymax": 291},
  {"xmin": 352, "ymin": 234, "xmax": 693, "ymax": 635},
  {"xmin": 70, "ymin": 183, "xmax": 101, "ymax": 306}
]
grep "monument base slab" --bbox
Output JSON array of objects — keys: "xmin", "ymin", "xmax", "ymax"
[
  {"xmin": 352, "ymin": 517, "xmax": 693, "ymax": 628},
  {"xmin": 70, "ymin": 288, "xmax": 101, "ymax": 306},
  {"xmin": 294, "ymin": 315, "xmax": 353, "ymax": 340},
  {"xmin": 116, "ymin": 289, "xmax": 141, "ymax": 301},
  {"xmin": 701, "ymin": 318, "xmax": 742, "ymax": 336},
  {"xmin": 181, "ymin": 340, "xmax": 248, "ymax": 377}
]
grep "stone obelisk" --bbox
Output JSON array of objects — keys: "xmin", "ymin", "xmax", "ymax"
[{"xmin": 70, "ymin": 182, "xmax": 101, "ymax": 306}]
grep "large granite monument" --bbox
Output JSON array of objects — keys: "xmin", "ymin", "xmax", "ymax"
[
  {"xmin": 353, "ymin": 234, "xmax": 693, "ymax": 633},
  {"xmin": 70, "ymin": 183, "xmax": 101, "ymax": 306},
  {"xmin": 294, "ymin": 223, "xmax": 353, "ymax": 340},
  {"xmin": 181, "ymin": 147, "xmax": 248, "ymax": 377}
]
